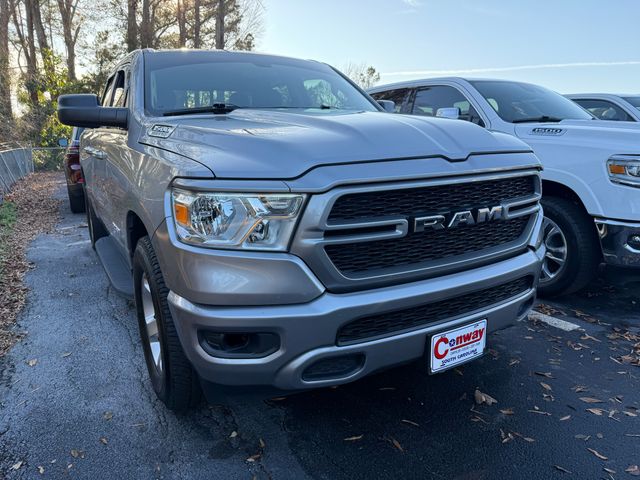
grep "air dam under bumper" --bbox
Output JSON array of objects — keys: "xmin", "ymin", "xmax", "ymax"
[
  {"xmin": 596, "ymin": 218, "xmax": 640, "ymax": 267},
  {"xmin": 168, "ymin": 245, "xmax": 544, "ymax": 391}
]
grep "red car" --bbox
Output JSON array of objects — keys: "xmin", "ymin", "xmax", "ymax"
[{"xmin": 59, "ymin": 127, "xmax": 85, "ymax": 213}]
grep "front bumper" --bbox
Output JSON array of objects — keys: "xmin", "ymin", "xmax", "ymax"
[
  {"xmin": 595, "ymin": 218, "xmax": 640, "ymax": 267},
  {"xmin": 168, "ymin": 244, "xmax": 544, "ymax": 392}
]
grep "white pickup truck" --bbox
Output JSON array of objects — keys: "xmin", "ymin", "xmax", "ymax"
[
  {"xmin": 370, "ymin": 79, "xmax": 640, "ymax": 296},
  {"xmin": 566, "ymin": 94, "xmax": 640, "ymax": 122}
]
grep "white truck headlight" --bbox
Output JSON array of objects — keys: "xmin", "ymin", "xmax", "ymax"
[
  {"xmin": 171, "ymin": 189, "xmax": 305, "ymax": 251},
  {"xmin": 607, "ymin": 155, "xmax": 640, "ymax": 187}
]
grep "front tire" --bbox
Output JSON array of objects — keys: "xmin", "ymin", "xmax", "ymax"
[
  {"xmin": 133, "ymin": 236, "xmax": 201, "ymax": 411},
  {"xmin": 538, "ymin": 196, "xmax": 601, "ymax": 297}
]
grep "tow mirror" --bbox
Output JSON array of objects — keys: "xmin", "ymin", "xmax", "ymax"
[
  {"xmin": 377, "ymin": 100, "xmax": 396, "ymax": 113},
  {"xmin": 57, "ymin": 138, "xmax": 68, "ymax": 148},
  {"xmin": 436, "ymin": 107, "xmax": 461, "ymax": 120},
  {"xmin": 57, "ymin": 94, "xmax": 128, "ymax": 129}
]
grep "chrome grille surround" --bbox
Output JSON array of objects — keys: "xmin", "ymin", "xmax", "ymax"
[{"xmin": 290, "ymin": 170, "xmax": 542, "ymax": 293}]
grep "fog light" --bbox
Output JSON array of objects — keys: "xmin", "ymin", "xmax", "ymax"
[
  {"xmin": 199, "ymin": 331, "xmax": 280, "ymax": 359},
  {"xmin": 628, "ymin": 235, "xmax": 640, "ymax": 250}
]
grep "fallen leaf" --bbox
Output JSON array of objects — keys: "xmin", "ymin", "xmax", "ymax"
[
  {"xmin": 474, "ymin": 389, "xmax": 497, "ymax": 406},
  {"xmin": 99, "ymin": 437, "xmax": 108, "ymax": 445},
  {"xmin": 580, "ymin": 397, "xmax": 604, "ymax": 404},
  {"xmin": 500, "ymin": 408, "xmax": 514, "ymax": 415},
  {"xmin": 70, "ymin": 449, "xmax": 85, "ymax": 459},
  {"xmin": 534, "ymin": 371, "xmax": 553, "ymax": 378},
  {"xmin": 603, "ymin": 467, "xmax": 616, "ymax": 474},
  {"xmin": 587, "ymin": 448, "xmax": 608, "ymax": 461},
  {"xmin": 10, "ymin": 461, "xmax": 23, "ymax": 470},
  {"xmin": 61, "ymin": 352, "xmax": 72, "ymax": 358},
  {"xmin": 37, "ymin": 465, "xmax": 45, "ymax": 474},
  {"xmin": 559, "ymin": 415, "xmax": 571, "ymax": 421},
  {"xmin": 259, "ymin": 438, "xmax": 265, "ymax": 449},
  {"xmin": 246, "ymin": 454, "xmax": 261, "ymax": 462},
  {"xmin": 540, "ymin": 382, "xmax": 552, "ymax": 391},
  {"xmin": 229, "ymin": 431, "xmax": 238, "ymax": 438},
  {"xmin": 343, "ymin": 435, "xmax": 363, "ymax": 441},
  {"xmin": 527, "ymin": 409, "xmax": 551, "ymax": 416},
  {"xmin": 554, "ymin": 465, "xmax": 572, "ymax": 474},
  {"xmin": 103, "ymin": 411, "xmax": 113, "ymax": 420},
  {"xmin": 626, "ymin": 465, "xmax": 640, "ymax": 476},
  {"xmin": 401, "ymin": 419, "xmax": 420, "ymax": 427},
  {"xmin": 586, "ymin": 408, "xmax": 605, "ymax": 416},
  {"xmin": 624, "ymin": 411, "xmax": 638, "ymax": 417},
  {"xmin": 26, "ymin": 359, "xmax": 37, "ymax": 367},
  {"xmin": 390, "ymin": 437, "xmax": 404, "ymax": 452}
]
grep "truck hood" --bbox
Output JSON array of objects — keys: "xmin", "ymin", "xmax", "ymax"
[
  {"xmin": 515, "ymin": 119, "xmax": 640, "ymax": 152},
  {"xmin": 139, "ymin": 110, "xmax": 530, "ymax": 179}
]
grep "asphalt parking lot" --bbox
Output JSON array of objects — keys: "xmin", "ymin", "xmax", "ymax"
[{"xmin": 1, "ymin": 179, "xmax": 639, "ymax": 480}]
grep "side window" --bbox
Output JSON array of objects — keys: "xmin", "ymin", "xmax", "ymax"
[
  {"xmin": 101, "ymin": 75, "xmax": 115, "ymax": 106},
  {"xmin": 573, "ymin": 99, "xmax": 632, "ymax": 121},
  {"xmin": 370, "ymin": 89, "xmax": 410, "ymax": 113},
  {"xmin": 111, "ymin": 70, "xmax": 128, "ymax": 107},
  {"xmin": 411, "ymin": 86, "xmax": 485, "ymax": 126}
]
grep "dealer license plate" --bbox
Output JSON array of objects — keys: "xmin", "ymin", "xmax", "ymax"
[{"xmin": 429, "ymin": 320, "xmax": 487, "ymax": 373}]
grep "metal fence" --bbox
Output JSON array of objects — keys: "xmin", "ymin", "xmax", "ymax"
[
  {"xmin": 0, "ymin": 146, "xmax": 66, "ymax": 199},
  {"xmin": 0, "ymin": 148, "xmax": 34, "ymax": 197}
]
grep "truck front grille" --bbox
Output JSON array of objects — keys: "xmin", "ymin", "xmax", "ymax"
[
  {"xmin": 325, "ymin": 175, "xmax": 536, "ymax": 277},
  {"xmin": 336, "ymin": 276, "xmax": 533, "ymax": 345},
  {"xmin": 328, "ymin": 176, "xmax": 535, "ymax": 222},
  {"xmin": 326, "ymin": 216, "xmax": 529, "ymax": 275}
]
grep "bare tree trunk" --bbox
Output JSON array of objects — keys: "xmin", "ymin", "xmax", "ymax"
[
  {"xmin": 176, "ymin": 0, "xmax": 186, "ymax": 47},
  {"xmin": 139, "ymin": 0, "xmax": 151, "ymax": 48},
  {"xmin": 26, "ymin": 0, "xmax": 48, "ymax": 53},
  {"xmin": 11, "ymin": 0, "xmax": 38, "ymax": 106},
  {"xmin": 215, "ymin": 0, "xmax": 224, "ymax": 49},
  {"xmin": 193, "ymin": 0, "xmax": 200, "ymax": 48},
  {"xmin": 0, "ymin": 0, "xmax": 13, "ymax": 129},
  {"xmin": 56, "ymin": 0, "xmax": 80, "ymax": 80},
  {"xmin": 126, "ymin": 0, "xmax": 138, "ymax": 51}
]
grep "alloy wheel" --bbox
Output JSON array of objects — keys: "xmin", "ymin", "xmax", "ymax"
[{"xmin": 540, "ymin": 216, "xmax": 568, "ymax": 284}]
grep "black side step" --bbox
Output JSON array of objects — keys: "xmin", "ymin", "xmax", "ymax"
[{"xmin": 95, "ymin": 236, "xmax": 134, "ymax": 299}]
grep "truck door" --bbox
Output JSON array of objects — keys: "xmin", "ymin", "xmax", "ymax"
[{"xmin": 408, "ymin": 85, "xmax": 486, "ymax": 127}]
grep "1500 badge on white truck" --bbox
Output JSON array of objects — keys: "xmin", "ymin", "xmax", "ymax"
[{"xmin": 370, "ymin": 79, "xmax": 640, "ymax": 296}]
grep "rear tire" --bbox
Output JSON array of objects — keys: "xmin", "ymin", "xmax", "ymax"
[
  {"xmin": 538, "ymin": 196, "xmax": 601, "ymax": 297},
  {"xmin": 67, "ymin": 185, "xmax": 85, "ymax": 214},
  {"xmin": 133, "ymin": 236, "xmax": 201, "ymax": 411}
]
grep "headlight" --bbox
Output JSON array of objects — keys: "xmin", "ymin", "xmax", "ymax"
[
  {"xmin": 607, "ymin": 155, "xmax": 640, "ymax": 187},
  {"xmin": 171, "ymin": 189, "xmax": 305, "ymax": 251}
]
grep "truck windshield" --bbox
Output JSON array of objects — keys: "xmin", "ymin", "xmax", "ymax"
[
  {"xmin": 470, "ymin": 80, "xmax": 593, "ymax": 123},
  {"xmin": 623, "ymin": 96, "xmax": 640, "ymax": 110},
  {"xmin": 144, "ymin": 52, "xmax": 378, "ymax": 116}
]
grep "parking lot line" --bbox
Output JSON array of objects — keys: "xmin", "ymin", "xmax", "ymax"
[{"xmin": 528, "ymin": 311, "xmax": 581, "ymax": 331}]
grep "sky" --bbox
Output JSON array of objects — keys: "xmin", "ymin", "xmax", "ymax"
[{"xmin": 259, "ymin": 0, "xmax": 640, "ymax": 94}]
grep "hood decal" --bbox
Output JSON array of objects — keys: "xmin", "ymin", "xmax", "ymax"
[
  {"xmin": 530, "ymin": 127, "xmax": 566, "ymax": 136},
  {"xmin": 148, "ymin": 124, "xmax": 176, "ymax": 138}
]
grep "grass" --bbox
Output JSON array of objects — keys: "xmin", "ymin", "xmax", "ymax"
[{"xmin": 0, "ymin": 200, "xmax": 17, "ymax": 280}]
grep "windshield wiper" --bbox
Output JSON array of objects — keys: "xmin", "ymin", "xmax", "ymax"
[
  {"xmin": 512, "ymin": 115, "xmax": 564, "ymax": 124},
  {"xmin": 162, "ymin": 103, "xmax": 241, "ymax": 117}
]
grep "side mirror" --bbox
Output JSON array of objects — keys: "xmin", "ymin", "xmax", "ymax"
[
  {"xmin": 57, "ymin": 94, "xmax": 128, "ymax": 129},
  {"xmin": 436, "ymin": 107, "xmax": 460, "ymax": 120},
  {"xmin": 57, "ymin": 138, "xmax": 68, "ymax": 148},
  {"xmin": 377, "ymin": 100, "xmax": 396, "ymax": 113}
]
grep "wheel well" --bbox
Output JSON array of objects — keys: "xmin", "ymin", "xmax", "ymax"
[
  {"xmin": 126, "ymin": 212, "xmax": 148, "ymax": 259},
  {"xmin": 541, "ymin": 180, "xmax": 587, "ymax": 211}
]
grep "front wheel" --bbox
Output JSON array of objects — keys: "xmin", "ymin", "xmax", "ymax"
[
  {"xmin": 537, "ymin": 197, "xmax": 601, "ymax": 297},
  {"xmin": 133, "ymin": 236, "xmax": 201, "ymax": 411}
]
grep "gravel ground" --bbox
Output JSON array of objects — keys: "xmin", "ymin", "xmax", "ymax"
[{"xmin": 1, "ymin": 177, "xmax": 639, "ymax": 480}]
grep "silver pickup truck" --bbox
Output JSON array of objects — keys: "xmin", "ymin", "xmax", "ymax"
[{"xmin": 58, "ymin": 49, "xmax": 544, "ymax": 411}]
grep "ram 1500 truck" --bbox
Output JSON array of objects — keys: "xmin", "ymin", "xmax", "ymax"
[
  {"xmin": 58, "ymin": 50, "xmax": 544, "ymax": 411},
  {"xmin": 566, "ymin": 94, "xmax": 640, "ymax": 122},
  {"xmin": 370, "ymin": 79, "xmax": 640, "ymax": 296}
]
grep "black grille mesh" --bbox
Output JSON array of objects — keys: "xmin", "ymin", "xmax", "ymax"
[
  {"xmin": 326, "ymin": 216, "xmax": 529, "ymax": 275},
  {"xmin": 328, "ymin": 176, "xmax": 535, "ymax": 222},
  {"xmin": 337, "ymin": 276, "xmax": 532, "ymax": 345}
]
